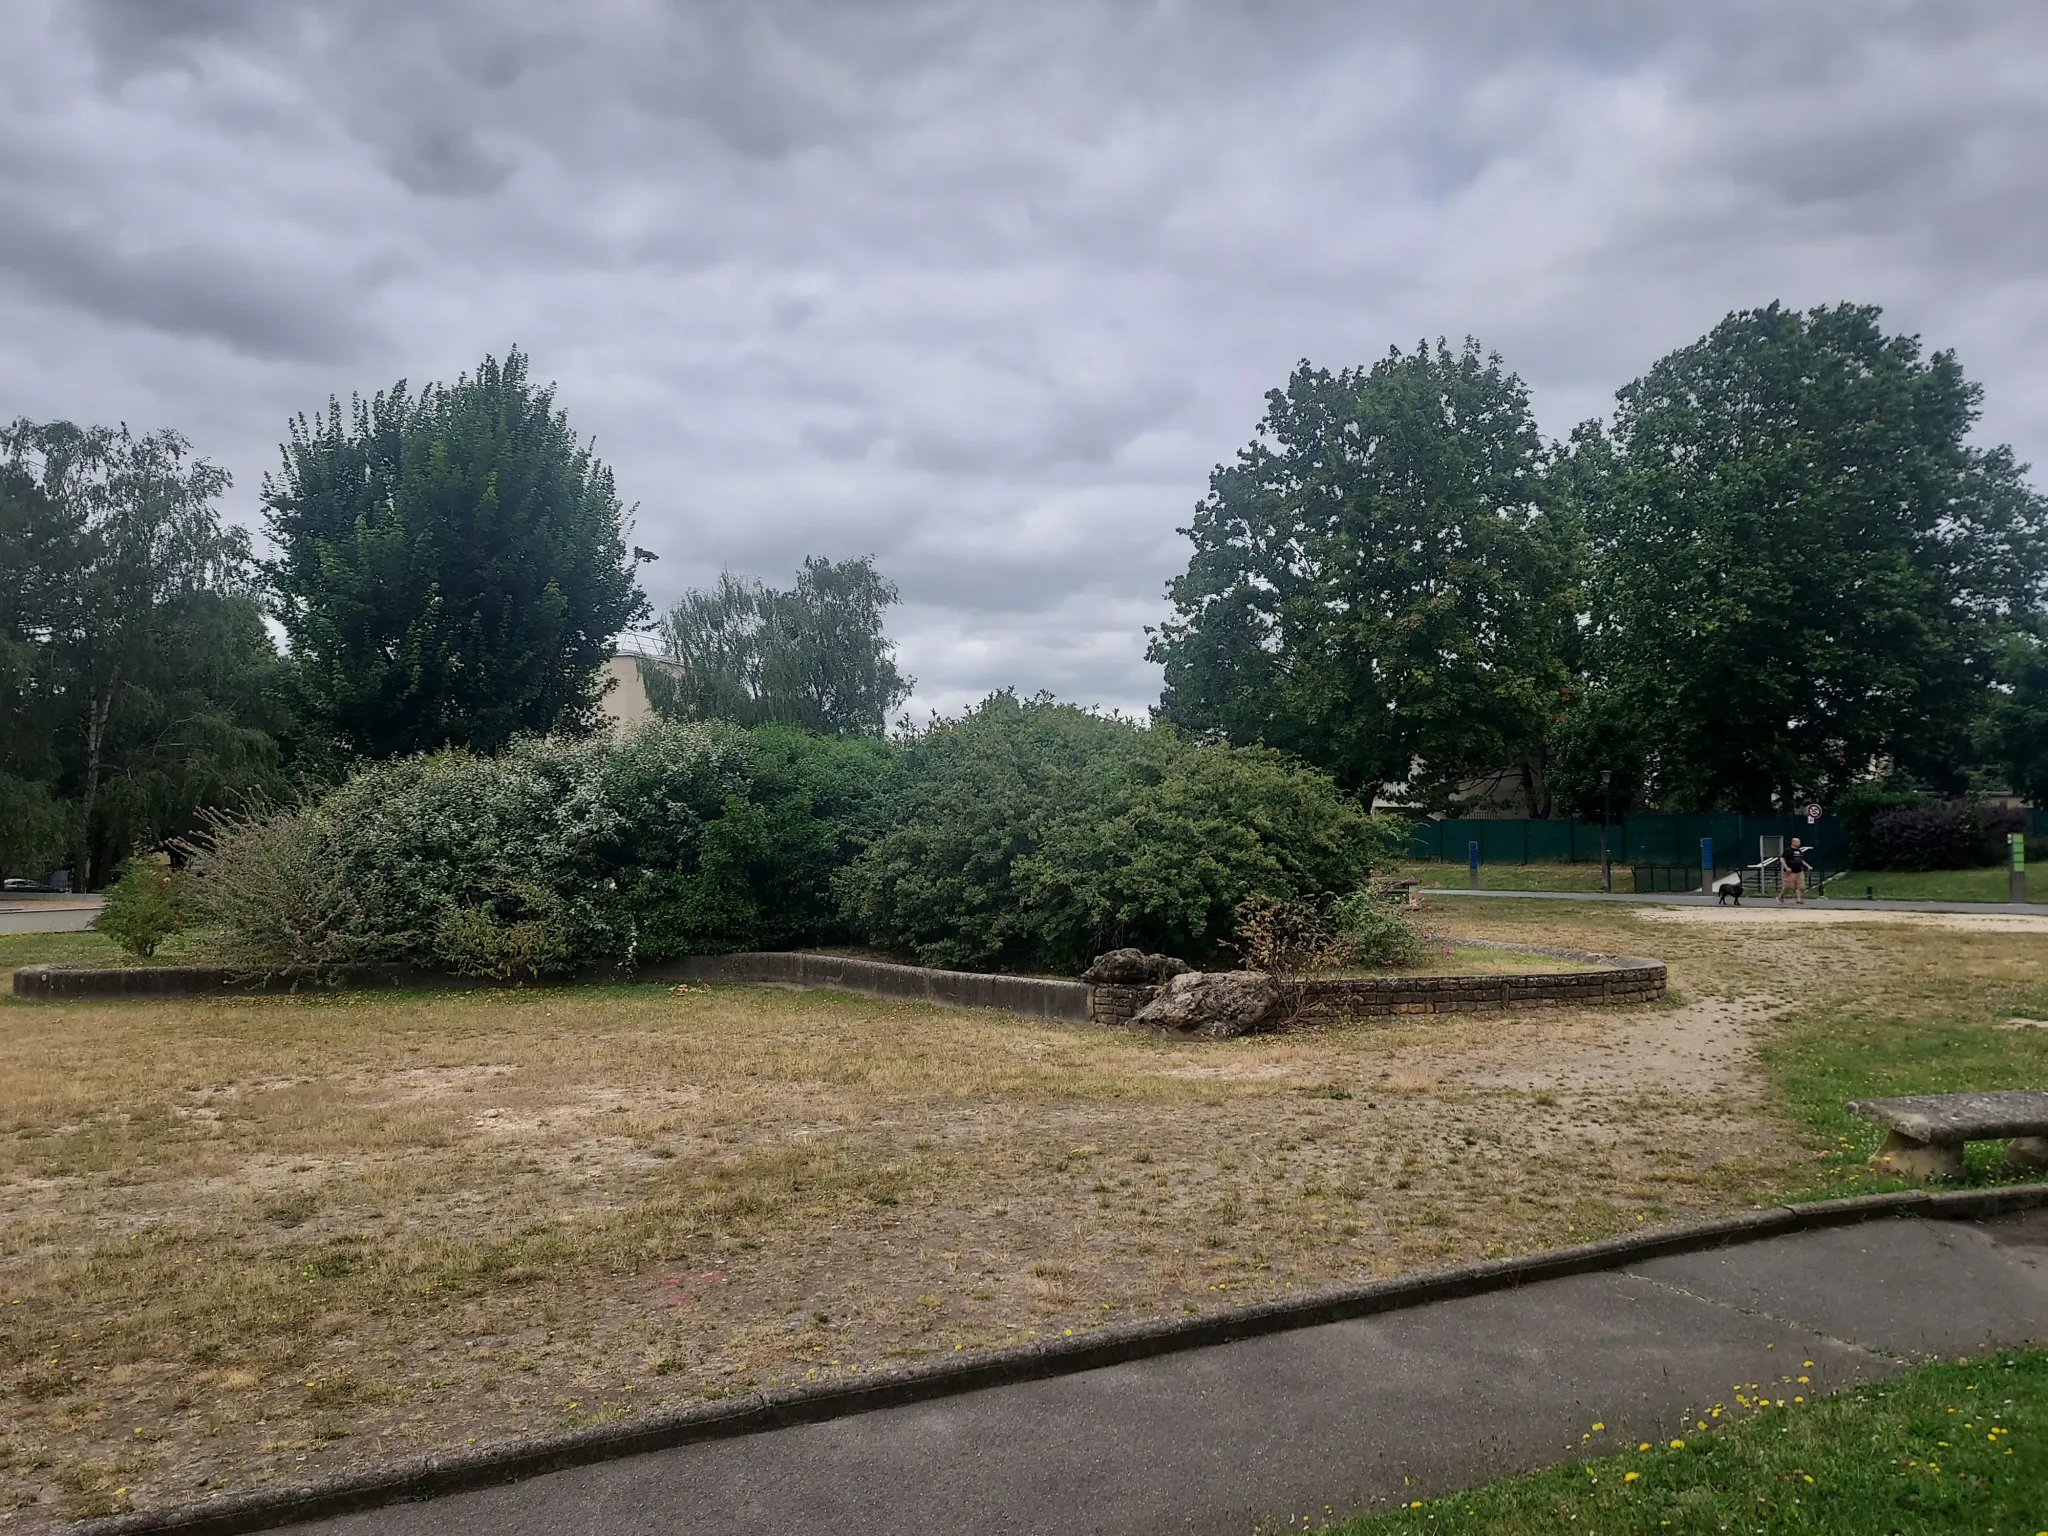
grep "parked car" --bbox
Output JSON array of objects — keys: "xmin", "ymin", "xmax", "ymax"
[{"xmin": 1, "ymin": 878, "xmax": 64, "ymax": 894}]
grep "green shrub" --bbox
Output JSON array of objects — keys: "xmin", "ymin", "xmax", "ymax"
[
  {"xmin": 1331, "ymin": 885, "xmax": 1433, "ymax": 967},
  {"xmin": 616, "ymin": 723, "xmax": 886, "ymax": 962},
  {"xmin": 1833, "ymin": 779, "xmax": 1931, "ymax": 868},
  {"xmin": 1868, "ymin": 803, "xmax": 1984, "ymax": 871},
  {"xmin": 90, "ymin": 852, "xmax": 184, "ymax": 958},
  {"xmin": 181, "ymin": 720, "xmax": 887, "ymax": 975},
  {"xmin": 431, "ymin": 884, "xmax": 573, "ymax": 980},
  {"xmin": 838, "ymin": 692, "xmax": 1395, "ymax": 972}
]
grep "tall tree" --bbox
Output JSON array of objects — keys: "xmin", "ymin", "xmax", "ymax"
[
  {"xmin": 1582, "ymin": 303, "xmax": 2048, "ymax": 812},
  {"xmin": 650, "ymin": 555, "xmax": 912, "ymax": 736},
  {"xmin": 0, "ymin": 420, "xmax": 290, "ymax": 884},
  {"xmin": 265, "ymin": 348, "xmax": 648, "ymax": 758},
  {"xmin": 1148, "ymin": 341, "xmax": 1580, "ymax": 808}
]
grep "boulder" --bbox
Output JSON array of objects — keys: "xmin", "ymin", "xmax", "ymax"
[
  {"xmin": 1132, "ymin": 970, "xmax": 1281, "ymax": 1038},
  {"xmin": 1080, "ymin": 948, "xmax": 1195, "ymax": 986}
]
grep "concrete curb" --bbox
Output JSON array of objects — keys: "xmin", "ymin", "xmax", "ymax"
[
  {"xmin": 650, "ymin": 952, "xmax": 1093, "ymax": 1023},
  {"xmin": 74, "ymin": 1182, "xmax": 2048, "ymax": 1536}
]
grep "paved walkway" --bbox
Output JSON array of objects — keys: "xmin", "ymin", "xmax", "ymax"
[
  {"xmin": 301, "ymin": 1211, "xmax": 2048, "ymax": 1536},
  {"xmin": 0, "ymin": 898, "xmax": 99, "ymax": 934},
  {"xmin": 1422, "ymin": 886, "xmax": 2048, "ymax": 915}
]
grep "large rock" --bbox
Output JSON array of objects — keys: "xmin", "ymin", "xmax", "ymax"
[
  {"xmin": 1132, "ymin": 970, "xmax": 1281, "ymax": 1038},
  {"xmin": 1081, "ymin": 948, "xmax": 1194, "ymax": 986}
]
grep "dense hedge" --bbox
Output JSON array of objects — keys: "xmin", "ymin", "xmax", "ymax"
[
  {"xmin": 839, "ymin": 693, "xmax": 1398, "ymax": 971},
  {"xmin": 183, "ymin": 696, "xmax": 1392, "ymax": 977},
  {"xmin": 184, "ymin": 721, "xmax": 886, "ymax": 974},
  {"xmin": 1860, "ymin": 800, "xmax": 2029, "ymax": 871}
]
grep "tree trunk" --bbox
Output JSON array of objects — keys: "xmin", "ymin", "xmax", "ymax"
[{"xmin": 77, "ymin": 665, "xmax": 116, "ymax": 890}]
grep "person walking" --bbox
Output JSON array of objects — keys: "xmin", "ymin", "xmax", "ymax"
[{"xmin": 1778, "ymin": 837, "xmax": 1810, "ymax": 904}]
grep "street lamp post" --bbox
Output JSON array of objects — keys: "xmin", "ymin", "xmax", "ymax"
[{"xmin": 1601, "ymin": 769, "xmax": 1614, "ymax": 894}]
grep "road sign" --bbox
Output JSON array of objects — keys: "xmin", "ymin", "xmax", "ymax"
[{"xmin": 1803, "ymin": 803, "xmax": 1822, "ymax": 823}]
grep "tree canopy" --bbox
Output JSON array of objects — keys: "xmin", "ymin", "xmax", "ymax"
[
  {"xmin": 649, "ymin": 555, "xmax": 912, "ymax": 737},
  {"xmin": 1154, "ymin": 309, "xmax": 2048, "ymax": 818},
  {"xmin": 1577, "ymin": 302, "xmax": 2048, "ymax": 813},
  {"xmin": 264, "ymin": 348, "xmax": 647, "ymax": 758},
  {"xmin": 0, "ymin": 419, "xmax": 291, "ymax": 884},
  {"xmin": 1148, "ymin": 341, "xmax": 1580, "ymax": 810}
]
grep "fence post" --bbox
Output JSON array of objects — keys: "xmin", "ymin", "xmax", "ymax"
[
  {"xmin": 2013, "ymin": 832, "xmax": 2027, "ymax": 905},
  {"xmin": 1468, "ymin": 840, "xmax": 1480, "ymax": 891}
]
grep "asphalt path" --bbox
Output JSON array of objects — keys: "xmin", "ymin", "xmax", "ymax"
[
  {"xmin": 300, "ymin": 1211, "xmax": 2048, "ymax": 1536},
  {"xmin": 0, "ymin": 899, "xmax": 99, "ymax": 933},
  {"xmin": 1423, "ymin": 886, "xmax": 2048, "ymax": 914}
]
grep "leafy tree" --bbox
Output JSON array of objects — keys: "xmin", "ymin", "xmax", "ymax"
[
  {"xmin": 1987, "ymin": 630, "xmax": 2048, "ymax": 808},
  {"xmin": 264, "ymin": 348, "xmax": 648, "ymax": 758},
  {"xmin": 837, "ymin": 691, "xmax": 1394, "ymax": 972},
  {"xmin": 650, "ymin": 555, "xmax": 912, "ymax": 736},
  {"xmin": 0, "ymin": 420, "xmax": 290, "ymax": 885},
  {"xmin": 1582, "ymin": 303, "xmax": 2048, "ymax": 811},
  {"xmin": 1148, "ymin": 341, "xmax": 1581, "ymax": 809}
]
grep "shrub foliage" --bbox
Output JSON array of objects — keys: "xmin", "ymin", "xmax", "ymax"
[
  {"xmin": 837, "ymin": 693, "xmax": 1398, "ymax": 972},
  {"xmin": 184, "ymin": 721, "xmax": 885, "ymax": 977},
  {"xmin": 183, "ymin": 694, "xmax": 1391, "ymax": 978},
  {"xmin": 90, "ymin": 852, "xmax": 185, "ymax": 959}
]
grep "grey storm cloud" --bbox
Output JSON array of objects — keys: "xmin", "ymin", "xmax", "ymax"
[{"xmin": 3, "ymin": 0, "xmax": 2046, "ymax": 717}]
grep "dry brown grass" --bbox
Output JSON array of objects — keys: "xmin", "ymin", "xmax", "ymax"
[{"xmin": 0, "ymin": 905, "xmax": 1864, "ymax": 1525}]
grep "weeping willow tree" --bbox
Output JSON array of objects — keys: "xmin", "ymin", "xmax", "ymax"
[{"xmin": 648, "ymin": 555, "xmax": 913, "ymax": 737}]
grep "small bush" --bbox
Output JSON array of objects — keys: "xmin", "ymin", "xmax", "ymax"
[
  {"xmin": 1331, "ymin": 885, "xmax": 1433, "ymax": 968},
  {"xmin": 179, "ymin": 802, "xmax": 387, "ymax": 974},
  {"xmin": 1867, "ymin": 804, "xmax": 1983, "ymax": 871},
  {"xmin": 432, "ymin": 884, "xmax": 574, "ymax": 979},
  {"xmin": 1229, "ymin": 894, "xmax": 1357, "ymax": 979},
  {"xmin": 89, "ymin": 851, "xmax": 184, "ymax": 958}
]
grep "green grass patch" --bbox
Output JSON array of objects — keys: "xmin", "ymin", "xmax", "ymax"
[
  {"xmin": 1758, "ymin": 926, "xmax": 2048, "ymax": 1198},
  {"xmin": 0, "ymin": 930, "xmax": 125, "ymax": 969},
  {"xmin": 1404, "ymin": 862, "xmax": 1619, "ymax": 894},
  {"xmin": 1325, "ymin": 1347, "xmax": 2048, "ymax": 1535},
  {"xmin": 1829, "ymin": 866, "xmax": 2034, "ymax": 903}
]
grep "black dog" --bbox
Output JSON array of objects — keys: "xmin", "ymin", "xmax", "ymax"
[{"xmin": 1713, "ymin": 872, "xmax": 1746, "ymax": 905}]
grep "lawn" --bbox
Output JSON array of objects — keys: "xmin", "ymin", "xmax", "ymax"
[
  {"xmin": 1326, "ymin": 1346, "xmax": 2048, "ymax": 1534},
  {"xmin": 4, "ymin": 905, "xmax": 2048, "ymax": 1524},
  {"xmin": 1404, "ymin": 862, "xmax": 1621, "ymax": 893},
  {"xmin": 0, "ymin": 931, "xmax": 122, "ymax": 974},
  {"xmin": 1831, "ymin": 866, "xmax": 2034, "ymax": 903}
]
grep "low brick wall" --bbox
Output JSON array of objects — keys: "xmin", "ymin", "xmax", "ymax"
[
  {"xmin": 8, "ymin": 962, "xmax": 474, "ymax": 1000},
  {"xmin": 655, "ymin": 953, "xmax": 1093, "ymax": 1024},
  {"xmin": 1088, "ymin": 983, "xmax": 1156, "ymax": 1026},
  {"xmin": 1296, "ymin": 940, "xmax": 1664, "ymax": 1020},
  {"xmin": 1086, "ymin": 940, "xmax": 1664, "ymax": 1028}
]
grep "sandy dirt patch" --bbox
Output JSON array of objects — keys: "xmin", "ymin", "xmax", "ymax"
[{"xmin": 1633, "ymin": 905, "xmax": 2048, "ymax": 933}]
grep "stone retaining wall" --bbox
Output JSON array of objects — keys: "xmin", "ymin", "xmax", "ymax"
[
  {"xmin": 1085, "ymin": 939, "xmax": 1663, "ymax": 1026},
  {"xmin": 1088, "ymin": 983, "xmax": 1156, "ymax": 1026},
  {"xmin": 11, "ymin": 940, "xmax": 1663, "ymax": 1025}
]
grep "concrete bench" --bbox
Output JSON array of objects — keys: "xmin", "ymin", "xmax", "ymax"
[{"xmin": 1846, "ymin": 1090, "xmax": 2048, "ymax": 1180}]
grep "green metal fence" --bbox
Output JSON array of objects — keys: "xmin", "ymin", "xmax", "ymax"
[{"xmin": 1408, "ymin": 813, "xmax": 1848, "ymax": 868}]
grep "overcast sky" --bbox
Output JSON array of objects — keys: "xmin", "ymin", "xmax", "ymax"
[{"xmin": 4, "ymin": 1, "xmax": 2045, "ymax": 717}]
